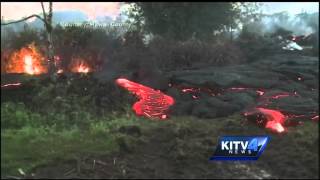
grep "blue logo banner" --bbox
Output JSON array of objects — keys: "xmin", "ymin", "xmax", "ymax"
[{"xmin": 209, "ymin": 136, "xmax": 270, "ymax": 161}]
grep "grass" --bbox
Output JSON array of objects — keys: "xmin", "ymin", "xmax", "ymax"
[
  {"xmin": 0, "ymin": 101, "xmax": 148, "ymax": 177},
  {"xmin": 1, "ymin": 99, "xmax": 318, "ymax": 178}
]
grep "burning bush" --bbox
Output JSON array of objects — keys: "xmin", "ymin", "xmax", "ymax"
[
  {"xmin": 3, "ymin": 43, "xmax": 47, "ymax": 75},
  {"xmin": 69, "ymin": 57, "xmax": 92, "ymax": 73}
]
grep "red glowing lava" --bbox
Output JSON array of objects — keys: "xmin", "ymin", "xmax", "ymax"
[
  {"xmin": 311, "ymin": 115, "xmax": 319, "ymax": 121},
  {"xmin": 228, "ymin": 87, "xmax": 266, "ymax": 96},
  {"xmin": 229, "ymin": 87, "xmax": 249, "ymax": 91},
  {"xmin": 116, "ymin": 78, "xmax": 175, "ymax": 120},
  {"xmin": 1, "ymin": 82, "xmax": 22, "ymax": 88},
  {"xmin": 192, "ymin": 95, "xmax": 199, "ymax": 99},
  {"xmin": 181, "ymin": 88, "xmax": 199, "ymax": 93},
  {"xmin": 270, "ymin": 93, "xmax": 291, "ymax": 99},
  {"xmin": 256, "ymin": 108, "xmax": 287, "ymax": 133},
  {"xmin": 256, "ymin": 90, "xmax": 265, "ymax": 96}
]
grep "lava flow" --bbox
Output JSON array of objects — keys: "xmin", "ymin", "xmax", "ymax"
[
  {"xmin": 245, "ymin": 108, "xmax": 287, "ymax": 133},
  {"xmin": 116, "ymin": 78, "xmax": 175, "ymax": 120},
  {"xmin": 257, "ymin": 108, "xmax": 287, "ymax": 133},
  {"xmin": 1, "ymin": 82, "xmax": 22, "ymax": 89}
]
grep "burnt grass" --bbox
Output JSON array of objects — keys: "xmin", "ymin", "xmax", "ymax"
[{"xmin": 1, "ymin": 53, "xmax": 319, "ymax": 179}]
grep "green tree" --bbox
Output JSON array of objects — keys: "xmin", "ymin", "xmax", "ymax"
[{"xmin": 127, "ymin": 2, "xmax": 240, "ymax": 41}]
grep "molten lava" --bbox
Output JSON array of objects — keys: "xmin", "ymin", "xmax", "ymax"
[
  {"xmin": 256, "ymin": 90, "xmax": 265, "ymax": 96},
  {"xmin": 181, "ymin": 88, "xmax": 199, "ymax": 93},
  {"xmin": 311, "ymin": 115, "xmax": 319, "ymax": 121},
  {"xmin": 57, "ymin": 69, "xmax": 64, "ymax": 74},
  {"xmin": 270, "ymin": 93, "xmax": 291, "ymax": 99},
  {"xmin": 247, "ymin": 108, "xmax": 287, "ymax": 133},
  {"xmin": 4, "ymin": 43, "xmax": 47, "ymax": 74},
  {"xmin": 115, "ymin": 78, "xmax": 175, "ymax": 120},
  {"xmin": 1, "ymin": 82, "xmax": 22, "ymax": 88}
]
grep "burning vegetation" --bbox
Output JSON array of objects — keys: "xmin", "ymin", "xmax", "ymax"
[
  {"xmin": 2, "ymin": 44, "xmax": 94, "ymax": 75},
  {"xmin": 3, "ymin": 43, "xmax": 47, "ymax": 75},
  {"xmin": 69, "ymin": 57, "xmax": 92, "ymax": 74}
]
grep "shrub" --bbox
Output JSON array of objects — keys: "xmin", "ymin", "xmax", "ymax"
[{"xmin": 148, "ymin": 36, "xmax": 247, "ymax": 71}]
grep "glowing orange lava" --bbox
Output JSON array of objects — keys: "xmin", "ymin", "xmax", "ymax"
[
  {"xmin": 256, "ymin": 108, "xmax": 287, "ymax": 133},
  {"xmin": 1, "ymin": 82, "xmax": 22, "ymax": 88},
  {"xmin": 57, "ymin": 69, "xmax": 64, "ymax": 74},
  {"xmin": 4, "ymin": 43, "xmax": 47, "ymax": 74},
  {"xmin": 116, "ymin": 78, "xmax": 175, "ymax": 120}
]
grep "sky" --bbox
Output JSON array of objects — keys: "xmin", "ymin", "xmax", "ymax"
[
  {"xmin": 262, "ymin": 2, "xmax": 319, "ymax": 15},
  {"xmin": 1, "ymin": 2, "xmax": 319, "ymax": 21},
  {"xmin": 1, "ymin": 2, "xmax": 122, "ymax": 21}
]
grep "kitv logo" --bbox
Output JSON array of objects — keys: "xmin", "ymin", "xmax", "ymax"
[{"xmin": 209, "ymin": 136, "xmax": 270, "ymax": 161}]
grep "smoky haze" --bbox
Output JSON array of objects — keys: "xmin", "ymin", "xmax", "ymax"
[{"xmin": 244, "ymin": 12, "xmax": 319, "ymax": 36}]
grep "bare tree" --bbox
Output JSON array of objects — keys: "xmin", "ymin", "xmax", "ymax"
[{"xmin": 1, "ymin": 2, "xmax": 55, "ymax": 75}]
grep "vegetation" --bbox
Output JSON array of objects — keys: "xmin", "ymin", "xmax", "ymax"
[
  {"xmin": 1, "ymin": 3, "xmax": 318, "ymax": 178},
  {"xmin": 127, "ymin": 2, "xmax": 240, "ymax": 41},
  {"xmin": 1, "ymin": 89, "xmax": 143, "ymax": 177}
]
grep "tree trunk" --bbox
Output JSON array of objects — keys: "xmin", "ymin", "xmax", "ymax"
[
  {"xmin": 47, "ymin": 2, "xmax": 55, "ymax": 75},
  {"xmin": 230, "ymin": 26, "xmax": 233, "ymax": 42},
  {"xmin": 42, "ymin": 2, "xmax": 55, "ymax": 76}
]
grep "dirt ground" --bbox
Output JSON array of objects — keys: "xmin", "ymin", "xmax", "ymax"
[{"xmin": 24, "ymin": 114, "xmax": 319, "ymax": 179}]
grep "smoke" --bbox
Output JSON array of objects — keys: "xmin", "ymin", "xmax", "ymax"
[{"xmin": 244, "ymin": 12, "xmax": 319, "ymax": 36}]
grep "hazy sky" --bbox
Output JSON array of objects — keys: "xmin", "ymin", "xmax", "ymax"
[
  {"xmin": 1, "ymin": 2, "xmax": 319, "ymax": 21},
  {"xmin": 262, "ymin": 2, "xmax": 319, "ymax": 14},
  {"xmin": 1, "ymin": 2, "xmax": 121, "ymax": 21}
]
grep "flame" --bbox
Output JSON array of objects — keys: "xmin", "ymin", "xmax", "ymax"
[
  {"xmin": 77, "ymin": 63, "xmax": 90, "ymax": 73},
  {"xmin": 4, "ymin": 43, "xmax": 47, "ymax": 74},
  {"xmin": 70, "ymin": 58, "xmax": 91, "ymax": 73}
]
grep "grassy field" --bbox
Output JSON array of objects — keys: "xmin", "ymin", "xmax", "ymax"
[
  {"xmin": 1, "ymin": 99, "xmax": 318, "ymax": 178},
  {"xmin": 1, "ymin": 101, "xmax": 144, "ymax": 177}
]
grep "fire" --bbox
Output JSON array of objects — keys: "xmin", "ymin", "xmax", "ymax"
[
  {"xmin": 24, "ymin": 55, "xmax": 40, "ymax": 75},
  {"xmin": 77, "ymin": 63, "xmax": 90, "ymax": 73},
  {"xmin": 70, "ymin": 58, "xmax": 91, "ymax": 73},
  {"xmin": 4, "ymin": 43, "xmax": 47, "ymax": 74}
]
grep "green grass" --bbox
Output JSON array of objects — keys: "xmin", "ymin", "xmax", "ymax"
[
  {"xmin": 2, "ymin": 101, "xmax": 318, "ymax": 178},
  {"xmin": 1, "ymin": 102, "xmax": 145, "ymax": 177}
]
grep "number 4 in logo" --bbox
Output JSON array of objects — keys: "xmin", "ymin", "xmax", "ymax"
[{"xmin": 248, "ymin": 138, "xmax": 258, "ymax": 151}]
